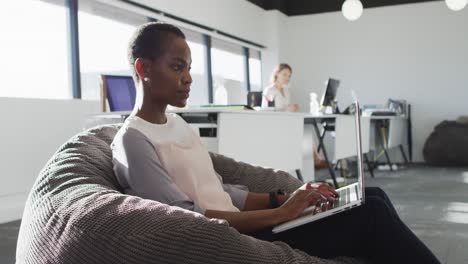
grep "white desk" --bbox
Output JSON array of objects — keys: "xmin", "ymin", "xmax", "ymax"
[
  {"xmin": 180, "ymin": 111, "xmax": 370, "ymax": 184},
  {"xmin": 368, "ymin": 115, "xmax": 409, "ymax": 170},
  {"xmin": 185, "ymin": 110, "xmax": 304, "ymax": 174},
  {"xmin": 369, "ymin": 116, "xmax": 408, "ymax": 148},
  {"xmin": 85, "ymin": 110, "xmax": 408, "ymax": 184},
  {"xmin": 86, "ymin": 109, "xmax": 305, "ymax": 176},
  {"xmin": 301, "ymin": 114, "xmax": 371, "ymax": 186},
  {"xmin": 302, "ymin": 114, "xmax": 409, "ymax": 179}
]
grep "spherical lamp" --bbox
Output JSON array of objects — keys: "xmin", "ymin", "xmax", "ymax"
[
  {"xmin": 342, "ymin": 0, "xmax": 364, "ymax": 21},
  {"xmin": 446, "ymin": 0, "xmax": 468, "ymax": 11}
]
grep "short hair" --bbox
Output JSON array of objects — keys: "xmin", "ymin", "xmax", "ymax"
[
  {"xmin": 128, "ymin": 22, "xmax": 186, "ymax": 83},
  {"xmin": 271, "ymin": 63, "xmax": 293, "ymax": 83}
]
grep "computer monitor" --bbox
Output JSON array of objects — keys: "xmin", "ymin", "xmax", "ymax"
[
  {"xmin": 247, "ymin": 91, "xmax": 262, "ymax": 108},
  {"xmin": 320, "ymin": 78, "xmax": 340, "ymax": 107},
  {"xmin": 101, "ymin": 75, "xmax": 136, "ymax": 112}
]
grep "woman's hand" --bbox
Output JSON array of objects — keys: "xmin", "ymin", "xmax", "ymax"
[
  {"xmin": 276, "ymin": 188, "xmax": 328, "ymax": 223},
  {"xmin": 295, "ymin": 182, "xmax": 339, "ymax": 205},
  {"xmin": 276, "ymin": 182, "xmax": 340, "ymax": 223},
  {"xmin": 286, "ymin": 104, "xmax": 299, "ymax": 112},
  {"xmin": 306, "ymin": 182, "xmax": 339, "ymax": 204},
  {"xmin": 204, "ymin": 183, "xmax": 339, "ymax": 234}
]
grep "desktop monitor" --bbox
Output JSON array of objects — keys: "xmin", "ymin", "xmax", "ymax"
[
  {"xmin": 102, "ymin": 75, "xmax": 136, "ymax": 112},
  {"xmin": 247, "ymin": 92, "xmax": 262, "ymax": 108},
  {"xmin": 320, "ymin": 78, "xmax": 340, "ymax": 107}
]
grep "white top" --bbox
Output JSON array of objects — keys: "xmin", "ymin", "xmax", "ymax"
[
  {"xmin": 261, "ymin": 84, "xmax": 291, "ymax": 111},
  {"xmin": 122, "ymin": 114, "xmax": 239, "ymax": 212}
]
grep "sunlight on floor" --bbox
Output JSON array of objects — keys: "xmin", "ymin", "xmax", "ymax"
[
  {"xmin": 443, "ymin": 201, "xmax": 468, "ymax": 224},
  {"xmin": 462, "ymin": 171, "xmax": 468, "ymax": 184}
]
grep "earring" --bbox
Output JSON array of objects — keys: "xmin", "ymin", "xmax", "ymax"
[{"xmin": 143, "ymin": 77, "xmax": 150, "ymax": 82}]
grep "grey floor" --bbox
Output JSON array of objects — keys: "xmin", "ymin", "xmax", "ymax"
[
  {"xmin": 365, "ymin": 166, "xmax": 468, "ymax": 264},
  {"xmin": 1, "ymin": 165, "xmax": 468, "ymax": 264},
  {"xmin": 0, "ymin": 219, "xmax": 20, "ymax": 264}
]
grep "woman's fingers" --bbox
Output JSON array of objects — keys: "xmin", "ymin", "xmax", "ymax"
[
  {"xmin": 325, "ymin": 187, "xmax": 339, "ymax": 197},
  {"xmin": 289, "ymin": 189, "xmax": 336, "ymax": 216},
  {"xmin": 304, "ymin": 191, "xmax": 326, "ymax": 206},
  {"xmin": 315, "ymin": 185, "xmax": 339, "ymax": 201},
  {"xmin": 305, "ymin": 190, "xmax": 337, "ymax": 213},
  {"xmin": 306, "ymin": 182, "xmax": 339, "ymax": 198},
  {"xmin": 314, "ymin": 189, "xmax": 337, "ymax": 203},
  {"xmin": 317, "ymin": 184, "xmax": 339, "ymax": 197}
]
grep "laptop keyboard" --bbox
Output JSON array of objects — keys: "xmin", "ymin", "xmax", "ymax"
[
  {"xmin": 333, "ymin": 185, "xmax": 359, "ymax": 209},
  {"xmin": 302, "ymin": 184, "xmax": 360, "ymax": 215},
  {"xmin": 335, "ymin": 188, "xmax": 351, "ymax": 208}
]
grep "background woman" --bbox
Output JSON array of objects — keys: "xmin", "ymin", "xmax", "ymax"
[{"xmin": 261, "ymin": 63, "xmax": 298, "ymax": 112}]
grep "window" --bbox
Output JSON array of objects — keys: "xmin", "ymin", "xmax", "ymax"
[
  {"xmin": 183, "ymin": 30, "xmax": 209, "ymax": 106},
  {"xmin": 249, "ymin": 49, "xmax": 262, "ymax": 92},
  {"xmin": 0, "ymin": 0, "xmax": 263, "ymax": 102},
  {"xmin": 0, "ymin": 0, "xmax": 70, "ymax": 99},
  {"xmin": 78, "ymin": 0, "xmax": 148, "ymax": 100},
  {"xmin": 211, "ymin": 39, "xmax": 246, "ymax": 104}
]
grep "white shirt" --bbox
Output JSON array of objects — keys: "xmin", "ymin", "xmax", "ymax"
[
  {"xmin": 112, "ymin": 114, "xmax": 241, "ymax": 212},
  {"xmin": 261, "ymin": 84, "xmax": 291, "ymax": 111}
]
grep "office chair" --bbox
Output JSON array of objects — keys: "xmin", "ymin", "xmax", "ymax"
[{"xmin": 100, "ymin": 75, "xmax": 136, "ymax": 112}]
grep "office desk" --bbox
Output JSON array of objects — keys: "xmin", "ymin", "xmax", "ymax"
[
  {"xmin": 369, "ymin": 115, "xmax": 409, "ymax": 171},
  {"xmin": 302, "ymin": 114, "xmax": 371, "ymax": 187},
  {"xmin": 86, "ymin": 110, "xmax": 408, "ymax": 185},
  {"xmin": 86, "ymin": 109, "xmax": 305, "ymax": 178},
  {"xmin": 181, "ymin": 110, "xmax": 305, "ymax": 175}
]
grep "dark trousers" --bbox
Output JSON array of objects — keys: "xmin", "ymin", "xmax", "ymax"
[{"xmin": 254, "ymin": 187, "xmax": 440, "ymax": 264}]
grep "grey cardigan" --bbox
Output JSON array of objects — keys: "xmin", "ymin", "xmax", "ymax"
[{"xmin": 16, "ymin": 125, "xmax": 362, "ymax": 264}]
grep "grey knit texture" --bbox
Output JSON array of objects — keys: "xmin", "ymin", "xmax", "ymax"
[{"xmin": 16, "ymin": 124, "xmax": 363, "ymax": 264}]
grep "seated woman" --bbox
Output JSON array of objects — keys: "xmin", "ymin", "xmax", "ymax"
[
  {"xmin": 261, "ymin": 63, "xmax": 298, "ymax": 112},
  {"xmin": 262, "ymin": 63, "xmax": 328, "ymax": 169},
  {"xmin": 112, "ymin": 22, "xmax": 439, "ymax": 264}
]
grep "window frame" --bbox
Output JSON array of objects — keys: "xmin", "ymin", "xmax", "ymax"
[{"xmin": 38, "ymin": 0, "xmax": 264, "ymax": 102}]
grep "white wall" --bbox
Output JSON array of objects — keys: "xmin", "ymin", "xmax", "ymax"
[
  {"xmin": 135, "ymin": 0, "xmax": 268, "ymax": 46},
  {"xmin": 132, "ymin": 0, "xmax": 285, "ymax": 88},
  {"xmin": 280, "ymin": 2, "xmax": 468, "ymax": 162},
  {"xmin": 0, "ymin": 98, "xmax": 100, "ymax": 222},
  {"xmin": 261, "ymin": 11, "xmax": 288, "ymax": 87}
]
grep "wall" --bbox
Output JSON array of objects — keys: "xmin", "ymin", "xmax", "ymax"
[
  {"xmin": 131, "ymin": 0, "xmax": 285, "ymax": 88},
  {"xmin": 0, "ymin": 98, "xmax": 100, "ymax": 223},
  {"xmin": 280, "ymin": 1, "xmax": 468, "ymax": 161},
  {"xmin": 134, "ymin": 0, "xmax": 269, "ymax": 46}
]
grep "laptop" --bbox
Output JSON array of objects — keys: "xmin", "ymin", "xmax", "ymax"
[{"xmin": 272, "ymin": 101, "xmax": 365, "ymax": 233}]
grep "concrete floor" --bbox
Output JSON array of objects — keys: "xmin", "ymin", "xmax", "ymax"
[
  {"xmin": 1, "ymin": 165, "xmax": 468, "ymax": 263},
  {"xmin": 0, "ymin": 219, "xmax": 20, "ymax": 264},
  {"xmin": 365, "ymin": 166, "xmax": 468, "ymax": 264}
]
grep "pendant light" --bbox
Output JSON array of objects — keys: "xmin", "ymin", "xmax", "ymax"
[
  {"xmin": 342, "ymin": 0, "xmax": 364, "ymax": 21},
  {"xmin": 446, "ymin": 0, "xmax": 468, "ymax": 11}
]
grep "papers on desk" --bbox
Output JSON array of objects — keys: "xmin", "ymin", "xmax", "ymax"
[
  {"xmin": 362, "ymin": 109, "xmax": 397, "ymax": 117},
  {"xmin": 255, "ymin": 106, "xmax": 275, "ymax": 112},
  {"xmin": 199, "ymin": 104, "xmax": 255, "ymax": 111}
]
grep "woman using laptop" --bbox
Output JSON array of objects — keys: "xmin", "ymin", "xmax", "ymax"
[{"xmin": 111, "ymin": 22, "xmax": 439, "ymax": 264}]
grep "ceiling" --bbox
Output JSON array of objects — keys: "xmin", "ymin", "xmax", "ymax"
[{"xmin": 246, "ymin": 0, "xmax": 440, "ymax": 16}]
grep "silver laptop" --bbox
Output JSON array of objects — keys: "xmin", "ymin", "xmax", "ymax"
[{"xmin": 273, "ymin": 101, "xmax": 365, "ymax": 233}]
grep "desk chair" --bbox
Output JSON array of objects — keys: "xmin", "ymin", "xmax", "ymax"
[{"xmin": 100, "ymin": 75, "xmax": 136, "ymax": 112}]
